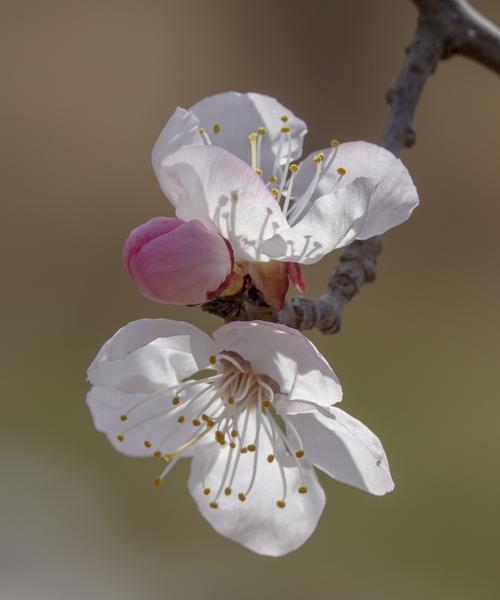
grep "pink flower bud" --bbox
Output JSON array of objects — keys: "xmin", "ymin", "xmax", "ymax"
[{"xmin": 124, "ymin": 217, "xmax": 233, "ymax": 305}]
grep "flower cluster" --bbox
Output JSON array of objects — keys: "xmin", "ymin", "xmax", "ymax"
[{"xmin": 87, "ymin": 92, "xmax": 418, "ymax": 556}]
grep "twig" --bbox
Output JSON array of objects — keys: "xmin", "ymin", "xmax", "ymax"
[
  {"xmin": 277, "ymin": 237, "xmax": 382, "ymax": 333},
  {"xmin": 203, "ymin": 0, "xmax": 500, "ymax": 332},
  {"xmin": 413, "ymin": 0, "xmax": 500, "ymax": 76}
]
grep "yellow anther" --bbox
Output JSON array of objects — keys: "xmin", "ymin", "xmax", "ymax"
[
  {"xmin": 254, "ymin": 167, "xmax": 263, "ymax": 176},
  {"xmin": 263, "ymin": 399, "xmax": 271, "ymax": 408},
  {"xmin": 313, "ymin": 152, "xmax": 325, "ymax": 163},
  {"xmin": 336, "ymin": 167, "xmax": 346, "ymax": 176},
  {"xmin": 172, "ymin": 396, "xmax": 180, "ymax": 405},
  {"xmin": 209, "ymin": 355, "xmax": 217, "ymax": 365},
  {"xmin": 240, "ymin": 447, "xmax": 248, "ymax": 454},
  {"xmin": 269, "ymin": 175, "xmax": 278, "ymax": 184},
  {"xmin": 224, "ymin": 487, "xmax": 232, "ymax": 496},
  {"xmin": 201, "ymin": 414, "xmax": 209, "ymax": 422},
  {"xmin": 153, "ymin": 451, "xmax": 162, "ymax": 458},
  {"xmin": 203, "ymin": 487, "xmax": 211, "ymax": 495},
  {"xmin": 267, "ymin": 454, "xmax": 275, "ymax": 463},
  {"xmin": 330, "ymin": 138, "xmax": 340, "ymax": 148},
  {"xmin": 192, "ymin": 419, "xmax": 201, "ymax": 427},
  {"xmin": 276, "ymin": 500, "xmax": 286, "ymax": 508},
  {"xmin": 229, "ymin": 442, "xmax": 236, "ymax": 449},
  {"xmin": 247, "ymin": 444, "xmax": 257, "ymax": 452},
  {"xmin": 230, "ymin": 430, "xmax": 238, "ymax": 438},
  {"xmin": 154, "ymin": 477, "xmax": 161, "ymax": 486},
  {"xmin": 227, "ymin": 396, "xmax": 235, "ymax": 405},
  {"xmin": 116, "ymin": 435, "xmax": 124, "ymax": 442},
  {"xmin": 248, "ymin": 132, "xmax": 258, "ymax": 142},
  {"xmin": 213, "ymin": 124, "xmax": 221, "ymax": 134},
  {"xmin": 271, "ymin": 188, "xmax": 281, "ymax": 198},
  {"xmin": 215, "ymin": 431, "xmax": 225, "ymax": 444},
  {"xmin": 257, "ymin": 127, "xmax": 267, "ymax": 136},
  {"xmin": 207, "ymin": 419, "xmax": 216, "ymax": 428},
  {"xmin": 280, "ymin": 114, "xmax": 289, "ymax": 123},
  {"xmin": 298, "ymin": 486, "xmax": 308, "ymax": 494},
  {"xmin": 144, "ymin": 440, "xmax": 152, "ymax": 448},
  {"xmin": 120, "ymin": 414, "xmax": 127, "ymax": 422},
  {"xmin": 238, "ymin": 493, "xmax": 246, "ymax": 502},
  {"xmin": 177, "ymin": 415, "xmax": 185, "ymax": 424},
  {"xmin": 209, "ymin": 501, "xmax": 219, "ymax": 509},
  {"xmin": 289, "ymin": 163, "xmax": 299, "ymax": 173},
  {"xmin": 280, "ymin": 125, "xmax": 290, "ymax": 134},
  {"xmin": 295, "ymin": 450, "xmax": 305, "ymax": 458},
  {"xmin": 198, "ymin": 127, "xmax": 206, "ymax": 135}
]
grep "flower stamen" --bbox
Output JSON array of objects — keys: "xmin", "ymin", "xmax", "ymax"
[
  {"xmin": 248, "ymin": 132, "xmax": 259, "ymax": 173},
  {"xmin": 287, "ymin": 154, "xmax": 325, "ymax": 225},
  {"xmin": 282, "ymin": 163, "xmax": 299, "ymax": 216},
  {"xmin": 198, "ymin": 127, "xmax": 212, "ymax": 145}
]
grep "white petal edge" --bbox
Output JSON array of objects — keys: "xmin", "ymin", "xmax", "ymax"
[
  {"xmin": 292, "ymin": 141, "xmax": 419, "ymax": 239},
  {"xmin": 289, "ymin": 406, "xmax": 395, "ymax": 496},
  {"xmin": 261, "ymin": 178, "xmax": 374, "ymax": 264},
  {"xmin": 213, "ymin": 320, "xmax": 342, "ymax": 406},
  {"xmin": 190, "ymin": 91, "xmax": 307, "ymax": 178},
  {"xmin": 152, "ymin": 107, "xmax": 202, "ymax": 179},
  {"xmin": 88, "ymin": 319, "xmax": 217, "ymax": 392}
]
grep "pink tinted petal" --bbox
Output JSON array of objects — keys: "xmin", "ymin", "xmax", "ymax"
[
  {"xmin": 247, "ymin": 261, "xmax": 289, "ymax": 310},
  {"xmin": 157, "ymin": 145, "xmax": 289, "ymax": 262},
  {"xmin": 287, "ymin": 262, "xmax": 306, "ymax": 293},
  {"xmin": 124, "ymin": 217, "xmax": 184, "ymax": 276},
  {"xmin": 206, "ymin": 239, "xmax": 235, "ymax": 300},
  {"xmin": 124, "ymin": 218, "xmax": 233, "ymax": 305}
]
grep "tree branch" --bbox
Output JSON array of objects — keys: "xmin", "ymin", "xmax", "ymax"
[
  {"xmin": 203, "ymin": 0, "xmax": 500, "ymax": 332},
  {"xmin": 413, "ymin": 0, "xmax": 500, "ymax": 76}
]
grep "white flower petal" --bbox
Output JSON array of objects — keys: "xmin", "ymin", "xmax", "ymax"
[
  {"xmin": 261, "ymin": 178, "xmax": 374, "ymax": 264},
  {"xmin": 289, "ymin": 406, "xmax": 394, "ymax": 495},
  {"xmin": 87, "ymin": 383, "xmax": 223, "ymax": 457},
  {"xmin": 190, "ymin": 91, "xmax": 307, "ymax": 177},
  {"xmin": 213, "ymin": 321, "xmax": 342, "ymax": 406},
  {"xmin": 293, "ymin": 142, "xmax": 418, "ymax": 238},
  {"xmin": 151, "ymin": 107, "xmax": 202, "ymax": 179},
  {"xmin": 88, "ymin": 319, "xmax": 216, "ymax": 393},
  {"xmin": 188, "ymin": 409, "xmax": 325, "ymax": 556},
  {"xmin": 157, "ymin": 145, "xmax": 289, "ymax": 261}
]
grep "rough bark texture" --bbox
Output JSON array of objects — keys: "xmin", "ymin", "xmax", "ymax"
[{"xmin": 203, "ymin": 0, "xmax": 500, "ymax": 333}]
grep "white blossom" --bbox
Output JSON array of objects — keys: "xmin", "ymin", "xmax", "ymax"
[
  {"xmin": 152, "ymin": 91, "xmax": 419, "ymax": 267},
  {"xmin": 87, "ymin": 319, "xmax": 394, "ymax": 556}
]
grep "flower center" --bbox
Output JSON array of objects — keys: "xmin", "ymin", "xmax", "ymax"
[
  {"xmin": 199, "ymin": 117, "xmax": 347, "ymax": 227},
  {"xmin": 115, "ymin": 351, "xmax": 308, "ymax": 509}
]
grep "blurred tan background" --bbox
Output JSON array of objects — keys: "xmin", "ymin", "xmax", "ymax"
[{"xmin": 2, "ymin": 1, "xmax": 500, "ymax": 598}]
